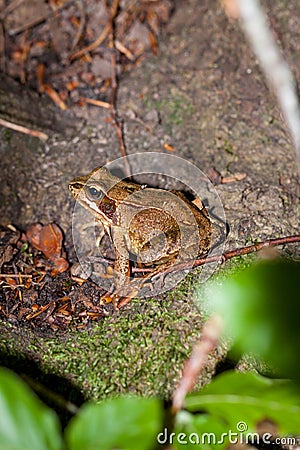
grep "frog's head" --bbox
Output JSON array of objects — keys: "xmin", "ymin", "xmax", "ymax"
[{"xmin": 69, "ymin": 167, "xmax": 118, "ymax": 226}]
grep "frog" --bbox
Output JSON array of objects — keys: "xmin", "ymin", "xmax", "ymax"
[{"xmin": 69, "ymin": 166, "xmax": 212, "ymax": 307}]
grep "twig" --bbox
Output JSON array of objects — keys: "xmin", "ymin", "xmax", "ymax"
[
  {"xmin": 0, "ymin": 0, "xmax": 25, "ymax": 19},
  {"xmin": 43, "ymin": 84, "xmax": 67, "ymax": 110},
  {"xmin": 171, "ymin": 236, "xmax": 300, "ymax": 413},
  {"xmin": 83, "ymin": 97, "xmax": 111, "ymax": 108},
  {"xmin": 70, "ymin": 0, "xmax": 86, "ymax": 52},
  {"xmin": 221, "ymin": 172, "xmax": 246, "ymax": 183},
  {"xmin": 69, "ymin": 23, "xmax": 111, "ymax": 61},
  {"xmin": 170, "ymin": 234, "xmax": 300, "ymax": 274},
  {"xmin": 26, "ymin": 302, "xmax": 51, "ymax": 320},
  {"xmin": 115, "ymin": 39, "xmax": 135, "ymax": 61},
  {"xmin": 22, "ymin": 375, "xmax": 79, "ymax": 415},
  {"xmin": 0, "ymin": 274, "xmax": 32, "ymax": 278},
  {"xmin": 0, "ymin": 20, "xmax": 5, "ymax": 72},
  {"xmin": 172, "ymin": 314, "xmax": 224, "ymax": 414},
  {"xmin": 7, "ymin": 0, "xmax": 74, "ymax": 36},
  {"xmin": 132, "ymin": 234, "xmax": 300, "ymax": 275},
  {"xmin": 0, "ymin": 118, "xmax": 48, "ymax": 141},
  {"xmin": 106, "ymin": 0, "xmax": 131, "ymax": 177}
]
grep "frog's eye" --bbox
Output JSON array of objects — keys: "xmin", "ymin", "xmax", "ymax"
[{"xmin": 86, "ymin": 185, "xmax": 103, "ymax": 200}]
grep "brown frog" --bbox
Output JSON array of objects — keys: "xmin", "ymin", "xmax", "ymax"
[{"xmin": 69, "ymin": 166, "xmax": 212, "ymax": 306}]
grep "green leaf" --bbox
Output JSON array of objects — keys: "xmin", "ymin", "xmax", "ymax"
[
  {"xmin": 205, "ymin": 260, "xmax": 300, "ymax": 379},
  {"xmin": 65, "ymin": 396, "xmax": 162, "ymax": 450},
  {"xmin": 172, "ymin": 412, "xmax": 229, "ymax": 449},
  {"xmin": 185, "ymin": 371, "xmax": 300, "ymax": 435},
  {"xmin": 0, "ymin": 368, "xmax": 62, "ymax": 450}
]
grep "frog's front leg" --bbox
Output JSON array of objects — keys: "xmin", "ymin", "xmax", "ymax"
[
  {"xmin": 103, "ymin": 228, "xmax": 156, "ymax": 308},
  {"xmin": 116, "ymin": 259, "xmax": 176, "ymax": 308},
  {"xmin": 100, "ymin": 228, "xmax": 133, "ymax": 308},
  {"xmin": 113, "ymin": 248, "xmax": 131, "ymax": 288}
]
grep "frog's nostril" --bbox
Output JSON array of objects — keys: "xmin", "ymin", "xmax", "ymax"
[{"xmin": 70, "ymin": 182, "xmax": 84, "ymax": 190}]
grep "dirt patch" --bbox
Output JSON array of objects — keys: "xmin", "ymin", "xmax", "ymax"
[{"xmin": 1, "ymin": 0, "xmax": 173, "ymax": 107}]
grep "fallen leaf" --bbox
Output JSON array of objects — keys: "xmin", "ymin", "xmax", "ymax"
[
  {"xmin": 207, "ymin": 167, "xmax": 222, "ymax": 185},
  {"xmin": 148, "ymin": 29, "xmax": 158, "ymax": 55},
  {"xmin": 26, "ymin": 223, "xmax": 69, "ymax": 273},
  {"xmin": 37, "ymin": 63, "xmax": 45, "ymax": 93},
  {"xmin": 164, "ymin": 142, "xmax": 175, "ymax": 151},
  {"xmin": 51, "ymin": 257, "xmax": 69, "ymax": 275},
  {"xmin": 26, "ymin": 223, "xmax": 43, "ymax": 250}
]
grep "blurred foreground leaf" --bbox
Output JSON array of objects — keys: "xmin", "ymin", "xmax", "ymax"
[
  {"xmin": 65, "ymin": 396, "xmax": 162, "ymax": 450},
  {"xmin": 0, "ymin": 368, "xmax": 62, "ymax": 450},
  {"xmin": 204, "ymin": 259, "xmax": 300, "ymax": 379},
  {"xmin": 172, "ymin": 371, "xmax": 300, "ymax": 449}
]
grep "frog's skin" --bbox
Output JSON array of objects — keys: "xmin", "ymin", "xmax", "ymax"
[{"xmin": 69, "ymin": 166, "xmax": 212, "ymax": 306}]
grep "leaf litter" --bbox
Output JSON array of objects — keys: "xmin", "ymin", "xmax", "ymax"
[
  {"xmin": 0, "ymin": 224, "xmax": 113, "ymax": 331},
  {"xmin": 0, "ymin": 0, "xmax": 174, "ymax": 109}
]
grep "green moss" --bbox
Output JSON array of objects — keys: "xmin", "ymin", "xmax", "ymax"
[
  {"xmin": 50, "ymin": 295, "xmax": 203, "ymax": 400},
  {"xmin": 0, "ymin": 289, "xmax": 204, "ymax": 402},
  {"xmin": 0, "ymin": 255, "xmax": 257, "ymax": 404},
  {"xmin": 145, "ymin": 89, "xmax": 194, "ymax": 128},
  {"xmin": 223, "ymin": 139, "xmax": 234, "ymax": 154},
  {"xmin": 86, "ymin": 126, "xmax": 94, "ymax": 137},
  {"xmin": 4, "ymin": 129, "xmax": 12, "ymax": 144}
]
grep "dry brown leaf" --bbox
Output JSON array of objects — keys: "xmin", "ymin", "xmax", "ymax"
[
  {"xmin": 164, "ymin": 142, "xmax": 175, "ymax": 151},
  {"xmin": 51, "ymin": 257, "xmax": 69, "ymax": 275},
  {"xmin": 26, "ymin": 223, "xmax": 69, "ymax": 273},
  {"xmin": 26, "ymin": 223, "xmax": 62, "ymax": 258},
  {"xmin": 125, "ymin": 20, "xmax": 150, "ymax": 55},
  {"xmin": 37, "ymin": 63, "xmax": 45, "ymax": 93},
  {"xmin": 148, "ymin": 29, "xmax": 158, "ymax": 55}
]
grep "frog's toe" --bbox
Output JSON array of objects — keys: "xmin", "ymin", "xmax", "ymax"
[{"xmin": 100, "ymin": 292, "xmax": 118, "ymax": 310}]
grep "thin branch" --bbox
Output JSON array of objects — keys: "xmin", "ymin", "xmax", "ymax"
[
  {"xmin": 172, "ymin": 314, "xmax": 224, "ymax": 414},
  {"xmin": 70, "ymin": 0, "xmax": 86, "ymax": 52},
  {"xmin": 69, "ymin": 22, "xmax": 111, "ymax": 61},
  {"xmin": 22, "ymin": 375, "xmax": 79, "ymax": 415},
  {"xmin": 83, "ymin": 97, "xmax": 111, "ymax": 108},
  {"xmin": 0, "ymin": 0, "xmax": 25, "ymax": 19},
  {"xmin": 0, "ymin": 274, "xmax": 32, "ymax": 278},
  {"xmin": 171, "ymin": 235, "xmax": 300, "ymax": 413},
  {"xmin": 132, "ymin": 234, "xmax": 300, "ymax": 275},
  {"xmin": 173, "ymin": 234, "xmax": 300, "ymax": 273},
  {"xmin": 0, "ymin": 118, "xmax": 48, "ymax": 141},
  {"xmin": 106, "ymin": 0, "xmax": 131, "ymax": 177},
  {"xmin": 0, "ymin": 20, "xmax": 5, "ymax": 72},
  {"xmin": 7, "ymin": 0, "xmax": 74, "ymax": 36},
  {"xmin": 115, "ymin": 39, "xmax": 135, "ymax": 61}
]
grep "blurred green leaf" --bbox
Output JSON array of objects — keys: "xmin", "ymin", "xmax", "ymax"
[
  {"xmin": 65, "ymin": 396, "xmax": 162, "ymax": 450},
  {"xmin": 172, "ymin": 412, "xmax": 229, "ymax": 449},
  {"xmin": 0, "ymin": 368, "xmax": 62, "ymax": 450},
  {"xmin": 205, "ymin": 259, "xmax": 300, "ymax": 378},
  {"xmin": 185, "ymin": 371, "xmax": 300, "ymax": 435}
]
